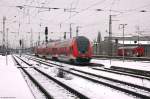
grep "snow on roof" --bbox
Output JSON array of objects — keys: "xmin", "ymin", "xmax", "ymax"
[
  {"xmin": 118, "ymin": 46, "xmax": 139, "ymax": 49},
  {"xmin": 118, "ymin": 40, "xmax": 150, "ymax": 44}
]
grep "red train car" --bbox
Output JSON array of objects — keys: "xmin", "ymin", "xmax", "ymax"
[
  {"xmin": 34, "ymin": 36, "xmax": 93, "ymax": 64},
  {"xmin": 117, "ymin": 46, "xmax": 144, "ymax": 57}
]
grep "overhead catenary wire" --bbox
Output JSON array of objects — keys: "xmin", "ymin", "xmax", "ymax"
[
  {"xmin": 1, "ymin": 0, "xmax": 150, "ymax": 24},
  {"xmin": 59, "ymin": 0, "xmax": 108, "ymax": 24},
  {"xmin": 0, "ymin": 0, "xmax": 150, "ymax": 43}
]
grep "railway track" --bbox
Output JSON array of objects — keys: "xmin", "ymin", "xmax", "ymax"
[
  {"xmin": 91, "ymin": 67, "xmax": 150, "ymax": 81},
  {"xmin": 93, "ymin": 55, "xmax": 150, "ymax": 61},
  {"xmin": 25, "ymin": 55, "xmax": 150, "ymax": 80},
  {"xmin": 110, "ymin": 66, "xmax": 150, "ymax": 77},
  {"xmin": 27, "ymin": 54, "xmax": 150, "ymax": 78},
  {"xmin": 20, "ymin": 55, "xmax": 150, "ymax": 99},
  {"xmin": 13, "ymin": 55, "xmax": 89, "ymax": 99},
  {"xmin": 92, "ymin": 59, "xmax": 150, "ymax": 77}
]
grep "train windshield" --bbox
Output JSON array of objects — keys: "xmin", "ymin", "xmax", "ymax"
[{"xmin": 76, "ymin": 36, "xmax": 89, "ymax": 53}]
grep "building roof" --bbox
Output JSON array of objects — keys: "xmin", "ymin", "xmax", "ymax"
[
  {"xmin": 104, "ymin": 36, "xmax": 150, "ymax": 45},
  {"xmin": 104, "ymin": 36, "xmax": 150, "ymax": 41},
  {"xmin": 118, "ymin": 46, "xmax": 139, "ymax": 49}
]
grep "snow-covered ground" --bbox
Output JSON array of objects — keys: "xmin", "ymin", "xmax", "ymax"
[
  {"xmin": 23, "ymin": 55, "xmax": 150, "ymax": 99},
  {"xmin": 91, "ymin": 58, "xmax": 150, "ymax": 71},
  {"xmin": 24, "ymin": 55, "xmax": 150, "ymax": 89},
  {"xmin": 1, "ymin": 55, "xmax": 150, "ymax": 99},
  {"xmin": 37, "ymin": 66, "xmax": 135, "ymax": 99},
  {"xmin": 0, "ymin": 55, "xmax": 34, "ymax": 99}
]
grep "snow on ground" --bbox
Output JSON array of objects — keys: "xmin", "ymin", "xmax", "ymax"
[
  {"xmin": 71, "ymin": 66, "xmax": 150, "ymax": 90},
  {"xmin": 25, "ymin": 55, "xmax": 150, "ymax": 90},
  {"xmin": 91, "ymin": 58, "xmax": 150, "ymax": 71},
  {"xmin": 44, "ymin": 58, "xmax": 150, "ymax": 93},
  {"xmin": 0, "ymin": 55, "xmax": 34, "ymax": 99},
  {"xmin": 21, "ymin": 55, "xmax": 150, "ymax": 99},
  {"xmin": 1, "ymin": 54, "xmax": 150, "ymax": 99},
  {"xmin": 38, "ymin": 66, "xmax": 135, "ymax": 99},
  {"xmin": 22, "ymin": 56, "xmax": 135, "ymax": 99}
]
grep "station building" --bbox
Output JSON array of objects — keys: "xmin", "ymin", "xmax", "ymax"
[{"xmin": 93, "ymin": 36, "xmax": 150, "ymax": 57}]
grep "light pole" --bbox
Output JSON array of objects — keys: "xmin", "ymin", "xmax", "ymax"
[
  {"xmin": 108, "ymin": 15, "xmax": 112, "ymax": 56},
  {"xmin": 96, "ymin": 9, "xmax": 119, "ymax": 56},
  {"xmin": 119, "ymin": 24, "xmax": 127, "ymax": 62},
  {"xmin": 38, "ymin": 23, "xmax": 41, "ymax": 45},
  {"xmin": 2, "ymin": 16, "xmax": 6, "ymax": 55},
  {"xmin": 69, "ymin": 23, "xmax": 75, "ymax": 38},
  {"xmin": 70, "ymin": 23, "xmax": 73, "ymax": 38},
  {"xmin": 6, "ymin": 28, "xmax": 9, "ymax": 65}
]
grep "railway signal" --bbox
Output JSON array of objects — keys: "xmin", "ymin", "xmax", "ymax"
[
  {"xmin": 19, "ymin": 39, "xmax": 22, "ymax": 46},
  {"xmin": 64, "ymin": 32, "xmax": 66, "ymax": 39},
  {"xmin": 45, "ymin": 27, "xmax": 48, "ymax": 43}
]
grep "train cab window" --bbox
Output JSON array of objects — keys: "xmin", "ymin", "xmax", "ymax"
[{"xmin": 76, "ymin": 36, "xmax": 89, "ymax": 53}]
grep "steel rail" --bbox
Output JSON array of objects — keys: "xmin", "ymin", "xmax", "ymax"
[
  {"xmin": 24, "ymin": 55, "xmax": 150, "ymax": 99},
  {"xmin": 12, "ymin": 55, "xmax": 54, "ymax": 99},
  {"xmin": 14, "ymin": 55, "xmax": 89, "ymax": 99}
]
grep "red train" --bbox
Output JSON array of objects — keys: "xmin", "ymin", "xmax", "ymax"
[
  {"xmin": 117, "ymin": 46, "xmax": 144, "ymax": 57},
  {"xmin": 34, "ymin": 36, "xmax": 93, "ymax": 64}
]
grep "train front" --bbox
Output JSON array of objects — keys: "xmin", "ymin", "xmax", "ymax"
[{"xmin": 74, "ymin": 36, "xmax": 92, "ymax": 63}]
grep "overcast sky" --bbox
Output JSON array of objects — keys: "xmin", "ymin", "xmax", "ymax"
[{"xmin": 0, "ymin": 0, "xmax": 150, "ymax": 48}]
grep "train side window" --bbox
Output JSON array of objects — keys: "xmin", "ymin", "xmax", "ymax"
[
  {"xmin": 65, "ymin": 47, "xmax": 67, "ymax": 55},
  {"xmin": 52, "ymin": 48, "xmax": 55, "ymax": 54}
]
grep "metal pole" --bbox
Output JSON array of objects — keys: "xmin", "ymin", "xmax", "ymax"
[
  {"xmin": 108, "ymin": 15, "xmax": 112, "ymax": 56},
  {"xmin": 6, "ymin": 28, "xmax": 8, "ymax": 51},
  {"xmin": 137, "ymin": 26, "xmax": 140, "ymax": 45},
  {"xmin": 2, "ymin": 16, "xmax": 6, "ymax": 55},
  {"xmin": 108, "ymin": 15, "xmax": 112, "ymax": 65},
  {"xmin": 70, "ymin": 23, "xmax": 72, "ymax": 38},
  {"xmin": 38, "ymin": 23, "xmax": 41, "ymax": 45},
  {"xmin": 6, "ymin": 28, "xmax": 8, "ymax": 65},
  {"xmin": 30, "ymin": 28, "xmax": 33, "ymax": 48},
  {"xmin": 123, "ymin": 25, "xmax": 125, "ymax": 62},
  {"xmin": 96, "ymin": 42, "xmax": 97, "ymax": 55},
  {"xmin": 120, "ymin": 24, "xmax": 127, "ymax": 62},
  {"xmin": 108, "ymin": 14, "xmax": 118, "ymax": 56},
  {"xmin": 38, "ymin": 32, "xmax": 40, "ymax": 45},
  {"xmin": 76, "ymin": 26, "xmax": 78, "ymax": 37},
  {"xmin": 30, "ymin": 28, "xmax": 33, "ymax": 53}
]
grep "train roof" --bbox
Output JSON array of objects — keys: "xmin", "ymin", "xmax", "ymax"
[{"xmin": 36, "ymin": 36, "xmax": 89, "ymax": 48}]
